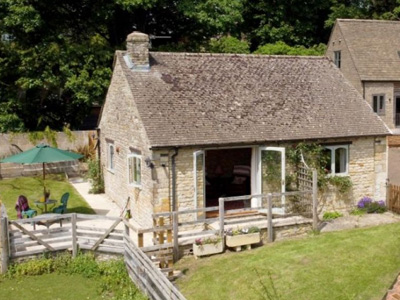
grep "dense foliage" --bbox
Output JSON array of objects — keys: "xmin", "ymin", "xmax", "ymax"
[
  {"xmin": 4, "ymin": 252, "xmax": 146, "ymax": 300},
  {"xmin": 1, "ymin": 0, "xmax": 399, "ymax": 132}
]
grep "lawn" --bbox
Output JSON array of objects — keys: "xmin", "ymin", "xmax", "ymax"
[
  {"xmin": 175, "ymin": 223, "xmax": 400, "ymax": 300},
  {"xmin": 0, "ymin": 175, "xmax": 94, "ymax": 219},
  {"xmin": 0, "ymin": 273, "xmax": 103, "ymax": 300}
]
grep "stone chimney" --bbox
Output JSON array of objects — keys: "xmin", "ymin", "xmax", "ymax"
[{"xmin": 126, "ymin": 31, "xmax": 150, "ymax": 70}]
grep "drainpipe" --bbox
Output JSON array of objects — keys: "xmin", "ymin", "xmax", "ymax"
[{"xmin": 171, "ymin": 148, "xmax": 179, "ymax": 212}]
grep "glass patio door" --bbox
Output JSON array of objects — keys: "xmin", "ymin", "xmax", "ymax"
[{"xmin": 258, "ymin": 147, "xmax": 286, "ymax": 211}]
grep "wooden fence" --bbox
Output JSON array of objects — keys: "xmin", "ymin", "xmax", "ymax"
[
  {"xmin": 388, "ymin": 184, "xmax": 400, "ymax": 214},
  {"xmin": 150, "ymin": 171, "xmax": 318, "ymax": 262},
  {"xmin": 0, "ymin": 209, "xmax": 186, "ymax": 300}
]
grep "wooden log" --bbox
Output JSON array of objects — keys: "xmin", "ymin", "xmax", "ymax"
[
  {"xmin": 0, "ymin": 216, "xmax": 9, "ymax": 274},
  {"xmin": 71, "ymin": 213, "xmax": 77, "ymax": 258},
  {"xmin": 138, "ymin": 225, "xmax": 173, "ymax": 234},
  {"xmin": 173, "ymin": 211, "xmax": 179, "ymax": 262},
  {"xmin": 124, "ymin": 238, "xmax": 185, "ymax": 299},
  {"xmin": 267, "ymin": 194, "xmax": 273, "ymax": 243},
  {"xmin": 76, "ymin": 214, "xmax": 121, "ymax": 221},
  {"xmin": 91, "ymin": 219, "xmax": 121, "ymax": 251},
  {"xmin": 140, "ymin": 243, "xmax": 173, "ymax": 253},
  {"xmin": 219, "ymin": 198, "xmax": 225, "ymax": 237},
  {"xmin": 312, "ymin": 169, "xmax": 318, "ymax": 230},
  {"xmin": 11, "ymin": 221, "xmax": 55, "ymax": 251},
  {"xmin": 138, "ymin": 233, "xmax": 144, "ymax": 248}
]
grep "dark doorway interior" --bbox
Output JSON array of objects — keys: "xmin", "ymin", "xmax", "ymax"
[{"xmin": 205, "ymin": 148, "xmax": 252, "ymax": 212}]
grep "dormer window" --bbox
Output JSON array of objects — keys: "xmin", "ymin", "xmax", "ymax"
[{"xmin": 334, "ymin": 51, "xmax": 341, "ymax": 68}]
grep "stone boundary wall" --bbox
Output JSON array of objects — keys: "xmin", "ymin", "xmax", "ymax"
[{"xmin": 0, "ymin": 130, "xmax": 95, "ymax": 179}]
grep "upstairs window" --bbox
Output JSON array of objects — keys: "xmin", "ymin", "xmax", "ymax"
[
  {"xmin": 334, "ymin": 51, "xmax": 341, "ymax": 68},
  {"xmin": 108, "ymin": 142, "xmax": 115, "ymax": 171},
  {"xmin": 373, "ymin": 94, "xmax": 385, "ymax": 115},
  {"xmin": 323, "ymin": 145, "xmax": 349, "ymax": 176},
  {"xmin": 128, "ymin": 152, "xmax": 141, "ymax": 186}
]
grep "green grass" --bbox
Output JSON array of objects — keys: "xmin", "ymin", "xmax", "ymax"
[
  {"xmin": 175, "ymin": 223, "xmax": 400, "ymax": 300},
  {"xmin": 0, "ymin": 175, "xmax": 94, "ymax": 219},
  {"xmin": 0, "ymin": 273, "xmax": 103, "ymax": 300}
]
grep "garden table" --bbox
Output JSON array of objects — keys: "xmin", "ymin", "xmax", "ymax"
[{"xmin": 34, "ymin": 199, "xmax": 57, "ymax": 213}]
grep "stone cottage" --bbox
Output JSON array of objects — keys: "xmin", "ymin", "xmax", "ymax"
[{"xmin": 99, "ymin": 32, "xmax": 389, "ymax": 228}]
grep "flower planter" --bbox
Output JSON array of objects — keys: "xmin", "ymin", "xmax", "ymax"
[
  {"xmin": 226, "ymin": 233, "xmax": 261, "ymax": 252},
  {"xmin": 193, "ymin": 241, "xmax": 224, "ymax": 258}
]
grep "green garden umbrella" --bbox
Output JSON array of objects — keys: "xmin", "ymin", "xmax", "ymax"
[{"xmin": 0, "ymin": 144, "xmax": 83, "ymax": 194}]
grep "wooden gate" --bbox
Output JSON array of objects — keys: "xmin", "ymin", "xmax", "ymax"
[{"xmin": 388, "ymin": 184, "xmax": 400, "ymax": 214}]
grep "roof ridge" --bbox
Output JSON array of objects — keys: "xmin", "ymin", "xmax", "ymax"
[
  {"xmin": 337, "ymin": 18, "xmax": 400, "ymax": 24},
  {"xmin": 149, "ymin": 51, "xmax": 327, "ymax": 60}
]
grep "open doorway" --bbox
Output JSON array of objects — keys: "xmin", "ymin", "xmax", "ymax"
[{"xmin": 205, "ymin": 148, "xmax": 252, "ymax": 211}]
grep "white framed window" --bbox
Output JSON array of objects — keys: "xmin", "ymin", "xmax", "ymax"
[
  {"xmin": 373, "ymin": 94, "xmax": 385, "ymax": 115},
  {"xmin": 334, "ymin": 51, "xmax": 341, "ymax": 68},
  {"xmin": 323, "ymin": 145, "xmax": 349, "ymax": 176},
  {"xmin": 108, "ymin": 142, "xmax": 115, "ymax": 171},
  {"xmin": 128, "ymin": 152, "xmax": 141, "ymax": 186}
]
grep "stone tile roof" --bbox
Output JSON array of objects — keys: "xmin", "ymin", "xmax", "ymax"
[
  {"xmin": 337, "ymin": 19, "xmax": 400, "ymax": 81},
  {"xmin": 116, "ymin": 51, "xmax": 389, "ymax": 148}
]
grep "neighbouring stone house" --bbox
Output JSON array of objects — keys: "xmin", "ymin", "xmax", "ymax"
[
  {"xmin": 99, "ymin": 31, "xmax": 389, "ymax": 228},
  {"xmin": 325, "ymin": 19, "xmax": 400, "ymax": 184},
  {"xmin": 326, "ymin": 19, "xmax": 400, "ymax": 131}
]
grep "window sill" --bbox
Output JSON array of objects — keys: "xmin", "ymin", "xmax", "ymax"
[
  {"xmin": 327, "ymin": 173, "xmax": 349, "ymax": 177},
  {"xmin": 107, "ymin": 168, "xmax": 115, "ymax": 174},
  {"xmin": 129, "ymin": 183, "xmax": 142, "ymax": 189}
]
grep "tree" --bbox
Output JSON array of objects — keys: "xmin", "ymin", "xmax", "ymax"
[
  {"xmin": 0, "ymin": 0, "xmax": 244, "ymax": 132},
  {"xmin": 241, "ymin": 0, "xmax": 332, "ymax": 50}
]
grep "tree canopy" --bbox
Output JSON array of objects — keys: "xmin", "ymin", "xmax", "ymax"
[{"xmin": 0, "ymin": 0, "xmax": 399, "ymax": 132}]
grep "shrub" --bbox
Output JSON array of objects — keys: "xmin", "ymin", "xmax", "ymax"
[
  {"xmin": 323, "ymin": 211, "xmax": 343, "ymax": 221},
  {"xmin": 87, "ymin": 159, "xmax": 104, "ymax": 193},
  {"xmin": 356, "ymin": 197, "xmax": 387, "ymax": 214}
]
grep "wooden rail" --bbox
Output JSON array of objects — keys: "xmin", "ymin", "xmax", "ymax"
[{"xmin": 1, "ymin": 210, "xmax": 187, "ymax": 300}]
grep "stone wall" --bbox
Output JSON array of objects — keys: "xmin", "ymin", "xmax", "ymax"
[
  {"xmin": 99, "ymin": 58, "xmax": 155, "ymax": 228},
  {"xmin": 319, "ymin": 136, "xmax": 387, "ymax": 213},
  {"xmin": 0, "ymin": 131, "xmax": 94, "ymax": 179},
  {"xmin": 364, "ymin": 82, "xmax": 395, "ymax": 129},
  {"xmin": 325, "ymin": 24, "xmax": 363, "ymax": 94}
]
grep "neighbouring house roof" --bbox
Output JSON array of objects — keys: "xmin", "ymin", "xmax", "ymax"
[
  {"xmin": 336, "ymin": 19, "xmax": 400, "ymax": 81},
  {"xmin": 115, "ymin": 51, "xmax": 389, "ymax": 148}
]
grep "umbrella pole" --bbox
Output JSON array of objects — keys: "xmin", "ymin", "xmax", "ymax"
[{"xmin": 43, "ymin": 162, "xmax": 46, "ymax": 196}]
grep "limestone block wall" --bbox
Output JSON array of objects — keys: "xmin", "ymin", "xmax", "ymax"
[
  {"xmin": 151, "ymin": 137, "xmax": 387, "ymax": 219},
  {"xmin": 325, "ymin": 24, "xmax": 363, "ymax": 94},
  {"xmin": 319, "ymin": 136, "xmax": 387, "ymax": 212},
  {"xmin": 364, "ymin": 82, "xmax": 395, "ymax": 129},
  {"xmin": 99, "ymin": 59, "xmax": 154, "ymax": 228}
]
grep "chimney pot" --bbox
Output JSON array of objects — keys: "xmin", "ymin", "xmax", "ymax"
[{"xmin": 126, "ymin": 31, "xmax": 150, "ymax": 70}]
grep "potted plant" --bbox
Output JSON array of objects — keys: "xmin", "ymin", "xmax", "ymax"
[
  {"xmin": 193, "ymin": 235, "xmax": 224, "ymax": 258},
  {"xmin": 225, "ymin": 226, "xmax": 261, "ymax": 252}
]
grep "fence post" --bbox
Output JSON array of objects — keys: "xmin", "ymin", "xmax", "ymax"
[
  {"xmin": 218, "ymin": 198, "xmax": 225, "ymax": 237},
  {"xmin": 0, "ymin": 215, "xmax": 9, "ymax": 274},
  {"xmin": 172, "ymin": 211, "xmax": 179, "ymax": 262},
  {"xmin": 267, "ymin": 194, "xmax": 273, "ymax": 243},
  {"xmin": 312, "ymin": 169, "xmax": 318, "ymax": 230},
  {"xmin": 138, "ymin": 232, "xmax": 144, "ymax": 248},
  {"xmin": 167, "ymin": 229, "xmax": 173, "ymax": 277},
  {"xmin": 386, "ymin": 182, "xmax": 391, "ymax": 210},
  {"xmin": 71, "ymin": 213, "xmax": 77, "ymax": 258}
]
